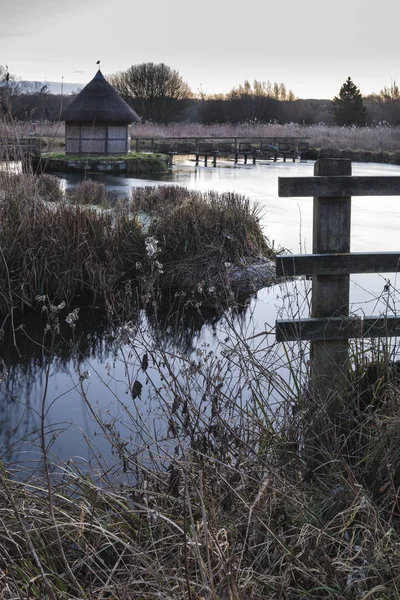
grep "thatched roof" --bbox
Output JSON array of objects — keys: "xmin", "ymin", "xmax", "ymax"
[{"xmin": 60, "ymin": 70, "xmax": 140, "ymax": 123}]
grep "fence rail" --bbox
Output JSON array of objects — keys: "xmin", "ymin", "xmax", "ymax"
[
  {"xmin": 276, "ymin": 158, "xmax": 400, "ymax": 410},
  {"xmin": 276, "ymin": 251, "xmax": 400, "ymax": 276}
]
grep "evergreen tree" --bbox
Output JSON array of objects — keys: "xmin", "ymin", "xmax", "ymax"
[{"xmin": 332, "ymin": 76, "xmax": 367, "ymax": 126}]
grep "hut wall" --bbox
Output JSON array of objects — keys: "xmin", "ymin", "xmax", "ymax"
[
  {"xmin": 108, "ymin": 125, "xmax": 130, "ymax": 154},
  {"xmin": 65, "ymin": 122, "xmax": 130, "ymax": 155},
  {"xmin": 65, "ymin": 124, "xmax": 81, "ymax": 154},
  {"xmin": 107, "ymin": 141, "xmax": 127, "ymax": 154},
  {"xmin": 81, "ymin": 140, "xmax": 105, "ymax": 154},
  {"xmin": 81, "ymin": 124, "xmax": 106, "ymax": 139},
  {"xmin": 66, "ymin": 140, "xmax": 80, "ymax": 154}
]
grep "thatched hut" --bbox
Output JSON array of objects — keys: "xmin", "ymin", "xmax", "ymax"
[{"xmin": 61, "ymin": 70, "xmax": 140, "ymax": 156}]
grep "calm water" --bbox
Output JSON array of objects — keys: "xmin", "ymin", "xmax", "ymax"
[{"xmin": 2, "ymin": 158, "xmax": 400, "ymax": 476}]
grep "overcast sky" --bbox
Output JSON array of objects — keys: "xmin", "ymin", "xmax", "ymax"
[{"xmin": 1, "ymin": 0, "xmax": 399, "ymax": 99}]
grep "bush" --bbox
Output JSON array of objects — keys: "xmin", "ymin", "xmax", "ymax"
[{"xmin": 125, "ymin": 153, "xmax": 169, "ymax": 173}]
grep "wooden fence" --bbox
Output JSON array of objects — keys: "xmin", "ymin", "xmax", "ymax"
[{"xmin": 275, "ymin": 158, "xmax": 400, "ymax": 415}]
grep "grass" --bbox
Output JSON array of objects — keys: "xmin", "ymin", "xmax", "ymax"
[
  {"xmin": 0, "ymin": 170, "xmax": 145, "ymax": 315},
  {"xmin": 43, "ymin": 152, "xmax": 164, "ymax": 161}
]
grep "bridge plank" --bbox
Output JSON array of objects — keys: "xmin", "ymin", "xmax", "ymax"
[{"xmin": 278, "ymin": 176, "xmax": 400, "ymax": 197}]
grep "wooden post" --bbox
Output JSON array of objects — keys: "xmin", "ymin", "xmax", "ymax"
[{"xmin": 311, "ymin": 158, "xmax": 352, "ymax": 416}]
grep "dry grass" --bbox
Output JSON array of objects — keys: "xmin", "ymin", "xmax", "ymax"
[
  {"xmin": 131, "ymin": 185, "xmax": 275, "ymax": 301},
  {"xmin": 0, "ymin": 170, "xmax": 144, "ymax": 315},
  {"xmin": 1, "ymin": 304, "xmax": 400, "ymax": 599},
  {"xmin": 130, "ymin": 122, "xmax": 400, "ymax": 153},
  {"xmin": 4, "ymin": 120, "xmax": 400, "ymax": 154},
  {"xmin": 68, "ymin": 178, "xmax": 109, "ymax": 207},
  {"xmin": 0, "ymin": 171, "xmax": 274, "ymax": 315}
]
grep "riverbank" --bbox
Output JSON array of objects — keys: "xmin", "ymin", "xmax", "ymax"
[
  {"xmin": 303, "ymin": 145, "xmax": 400, "ymax": 165},
  {"xmin": 32, "ymin": 151, "xmax": 170, "ymax": 174}
]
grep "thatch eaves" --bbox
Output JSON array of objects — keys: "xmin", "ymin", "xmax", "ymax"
[{"xmin": 60, "ymin": 70, "xmax": 140, "ymax": 123}]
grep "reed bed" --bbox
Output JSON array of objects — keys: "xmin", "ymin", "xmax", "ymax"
[
  {"xmin": 132, "ymin": 122, "xmax": 400, "ymax": 154},
  {"xmin": 4, "ymin": 121, "xmax": 400, "ymax": 154}
]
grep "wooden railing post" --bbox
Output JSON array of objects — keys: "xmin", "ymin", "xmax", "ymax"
[
  {"xmin": 311, "ymin": 158, "xmax": 351, "ymax": 413},
  {"xmin": 277, "ymin": 165, "xmax": 400, "ymax": 449}
]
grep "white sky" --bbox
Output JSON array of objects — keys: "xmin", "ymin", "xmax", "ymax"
[{"xmin": 1, "ymin": 0, "xmax": 399, "ymax": 99}]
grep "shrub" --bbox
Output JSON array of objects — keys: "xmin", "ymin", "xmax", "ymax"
[{"xmin": 389, "ymin": 151, "xmax": 400, "ymax": 165}]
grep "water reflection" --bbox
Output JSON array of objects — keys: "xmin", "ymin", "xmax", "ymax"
[{"xmin": 0, "ymin": 288, "xmax": 269, "ymax": 473}]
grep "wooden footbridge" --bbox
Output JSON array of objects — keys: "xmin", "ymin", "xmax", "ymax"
[
  {"xmin": 131, "ymin": 136, "xmax": 311, "ymax": 166},
  {"xmin": 0, "ymin": 136, "xmax": 40, "ymax": 160}
]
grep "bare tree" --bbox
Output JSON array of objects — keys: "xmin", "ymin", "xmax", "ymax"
[
  {"xmin": 378, "ymin": 79, "xmax": 400, "ymax": 124},
  {"xmin": 0, "ymin": 65, "xmax": 21, "ymax": 117},
  {"xmin": 109, "ymin": 63, "xmax": 192, "ymax": 122}
]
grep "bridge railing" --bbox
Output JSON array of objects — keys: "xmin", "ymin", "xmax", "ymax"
[
  {"xmin": 0, "ymin": 137, "xmax": 41, "ymax": 160},
  {"xmin": 130, "ymin": 136, "xmax": 311, "ymax": 163}
]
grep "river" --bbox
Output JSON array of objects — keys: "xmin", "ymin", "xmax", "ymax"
[{"xmin": 1, "ymin": 158, "xmax": 400, "ymax": 479}]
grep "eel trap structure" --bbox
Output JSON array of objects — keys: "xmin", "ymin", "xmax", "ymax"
[{"xmin": 275, "ymin": 158, "xmax": 400, "ymax": 412}]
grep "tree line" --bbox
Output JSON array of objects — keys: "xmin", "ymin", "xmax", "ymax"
[{"xmin": 1, "ymin": 63, "xmax": 400, "ymax": 126}]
